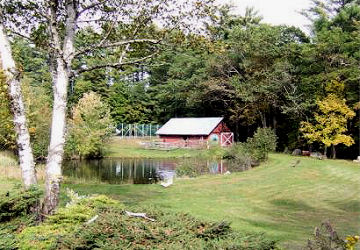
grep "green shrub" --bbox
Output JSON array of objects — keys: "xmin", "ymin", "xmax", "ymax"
[
  {"xmin": 22, "ymin": 79, "xmax": 52, "ymax": 160},
  {"xmin": 247, "ymin": 127, "xmax": 277, "ymax": 161},
  {"xmin": 57, "ymin": 205, "xmax": 278, "ymax": 250},
  {"xmin": 225, "ymin": 127, "xmax": 277, "ymax": 166},
  {"xmin": 176, "ymin": 162, "xmax": 209, "ymax": 177},
  {"xmin": 0, "ymin": 185, "xmax": 42, "ymax": 250},
  {"xmin": 15, "ymin": 193, "xmax": 277, "ymax": 250},
  {"xmin": 176, "ymin": 163, "xmax": 200, "ymax": 177},
  {"xmin": 17, "ymin": 193, "xmax": 123, "ymax": 250},
  {"xmin": 0, "ymin": 185, "xmax": 42, "ymax": 222},
  {"xmin": 224, "ymin": 143, "xmax": 256, "ymax": 168},
  {"xmin": 0, "ymin": 216, "xmax": 34, "ymax": 250},
  {"xmin": 203, "ymin": 145, "xmax": 227, "ymax": 159}
]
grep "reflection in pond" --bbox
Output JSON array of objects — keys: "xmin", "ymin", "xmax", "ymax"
[{"xmin": 63, "ymin": 158, "xmax": 251, "ymax": 184}]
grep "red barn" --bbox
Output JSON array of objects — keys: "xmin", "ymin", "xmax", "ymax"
[{"xmin": 156, "ymin": 117, "xmax": 234, "ymax": 147}]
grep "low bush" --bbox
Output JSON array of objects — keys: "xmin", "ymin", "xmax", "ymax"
[
  {"xmin": 18, "ymin": 193, "xmax": 123, "ymax": 250},
  {"xmin": 224, "ymin": 127, "xmax": 277, "ymax": 167},
  {"xmin": 0, "ymin": 185, "xmax": 42, "ymax": 222},
  {"xmin": 203, "ymin": 145, "xmax": 227, "ymax": 159},
  {"xmin": 0, "ymin": 216, "xmax": 34, "ymax": 250},
  {"xmin": 0, "ymin": 185, "xmax": 42, "ymax": 250},
  {"xmin": 13, "ymin": 191, "xmax": 277, "ymax": 250},
  {"xmin": 224, "ymin": 143, "xmax": 256, "ymax": 168},
  {"xmin": 57, "ymin": 205, "xmax": 277, "ymax": 250},
  {"xmin": 175, "ymin": 161, "xmax": 210, "ymax": 177}
]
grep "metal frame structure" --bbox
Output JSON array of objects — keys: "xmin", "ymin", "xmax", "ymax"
[{"xmin": 116, "ymin": 123, "xmax": 161, "ymax": 138}]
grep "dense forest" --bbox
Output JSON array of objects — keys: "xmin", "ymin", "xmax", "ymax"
[{"xmin": 0, "ymin": 0, "xmax": 359, "ymax": 160}]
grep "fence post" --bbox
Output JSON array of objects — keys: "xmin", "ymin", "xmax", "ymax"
[
  {"xmin": 150, "ymin": 124, "xmax": 152, "ymax": 139},
  {"xmin": 121, "ymin": 123, "xmax": 123, "ymax": 138}
]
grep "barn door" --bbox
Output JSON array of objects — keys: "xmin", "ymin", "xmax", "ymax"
[{"xmin": 220, "ymin": 132, "xmax": 234, "ymax": 147}]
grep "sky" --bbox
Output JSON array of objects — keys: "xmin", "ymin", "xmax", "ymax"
[{"xmin": 219, "ymin": 0, "xmax": 313, "ymax": 32}]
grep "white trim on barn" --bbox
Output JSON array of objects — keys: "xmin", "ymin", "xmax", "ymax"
[{"xmin": 220, "ymin": 132, "xmax": 234, "ymax": 147}]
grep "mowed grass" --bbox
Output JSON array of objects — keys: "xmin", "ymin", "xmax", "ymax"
[
  {"xmin": 65, "ymin": 153, "xmax": 360, "ymax": 249},
  {"xmin": 104, "ymin": 137, "xmax": 225, "ymax": 159}
]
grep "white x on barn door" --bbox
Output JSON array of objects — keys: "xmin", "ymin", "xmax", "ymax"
[{"xmin": 220, "ymin": 132, "xmax": 234, "ymax": 146}]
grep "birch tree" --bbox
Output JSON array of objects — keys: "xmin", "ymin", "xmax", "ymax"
[
  {"xmin": 0, "ymin": 13, "xmax": 37, "ymax": 188},
  {"xmin": 1, "ymin": 0, "xmax": 216, "ymax": 215}
]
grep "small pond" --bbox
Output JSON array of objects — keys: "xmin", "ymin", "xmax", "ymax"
[{"xmin": 63, "ymin": 158, "xmax": 251, "ymax": 184}]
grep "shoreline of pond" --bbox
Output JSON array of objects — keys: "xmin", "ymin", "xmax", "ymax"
[{"xmin": 62, "ymin": 157, "xmax": 251, "ymax": 185}]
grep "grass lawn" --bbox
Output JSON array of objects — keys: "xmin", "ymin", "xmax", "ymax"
[
  {"xmin": 64, "ymin": 153, "xmax": 360, "ymax": 249},
  {"xmin": 104, "ymin": 136, "xmax": 225, "ymax": 159}
]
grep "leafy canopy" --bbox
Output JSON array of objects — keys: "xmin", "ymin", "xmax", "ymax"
[
  {"xmin": 300, "ymin": 80, "xmax": 355, "ymax": 148},
  {"xmin": 66, "ymin": 92, "xmax": 113, "ymax": 159}
]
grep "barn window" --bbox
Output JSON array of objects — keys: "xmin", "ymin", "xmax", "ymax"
[{"xmin": 210, "ymin": 134, "xmax": 219, "ymax": 142}]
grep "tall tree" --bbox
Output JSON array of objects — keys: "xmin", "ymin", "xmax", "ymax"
[
  {"xmin": 302, "ymin": 0, "xmax": 360, "ymax": 156},
  {"xmin": 300, "ymin": 81, "xmax": 355, "ymax": 158},
  {"xmin": 0, "ymin": 15, "xmax": 36, "ymax": 188}
]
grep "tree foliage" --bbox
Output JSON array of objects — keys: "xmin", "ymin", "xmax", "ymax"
[
  {"xmin": 0, "ymin": 71, "xmax": 15, "ymax": 150},
  {"xmin": 22, "ymin": 77, "xmax": 52, "ymax": 159},
  {"xmin": 300, "ymin": 81, "xmax": 355, "ymax": 157},
  {"xmin": 0, "ymin": 72, "xmax": 51, "ymax": 159},
  {"xmin": 248, "ymin": 127, "xmax": 278, "ymax": 161},
  {"xmin": 66, "ymin": 92, "xmax": 112, "ymax": 159}
]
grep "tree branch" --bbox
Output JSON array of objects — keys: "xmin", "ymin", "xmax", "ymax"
[
  {"xmin": 77, "ymin": 0, "xmax": 109, "ymax": 18},
  {"xmin": 75, "ymin": 51, "xmax": 158, "ymax": 74},
  {"xmin": 73, "ymin": 39, "xmax": 160, "ymax": 58},
  {"xmin": 9, "ymin": 30, "xmax": 34, "ymax": 43}
]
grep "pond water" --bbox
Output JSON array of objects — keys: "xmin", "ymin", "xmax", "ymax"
[{"xmin": 63, "ymin": 158, "xmax": 251, "ymax": 184}]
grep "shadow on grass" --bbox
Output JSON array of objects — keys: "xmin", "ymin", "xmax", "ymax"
[
  {"xmin": 271, "ymin": 199, "xmax": 314, "ymax": 211},
  {"xmin": 238, "ymin": 217, "xmax": 308, "ymax": 249},
  {"xmin": 242, "ymin": 198, "xmax": 360, "ymax": 248},
  {"xmin": 329, "ymin": 200, "xmax": 360, "ymax": 213}
]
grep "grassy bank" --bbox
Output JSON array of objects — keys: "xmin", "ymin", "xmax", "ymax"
[
  {"xmin": 64, "ymin": 154, "xmax": 360, "ymax": 249},
  {"xmin": 104, "ymin": 137, "xmax": 225, "ymax": 159}
]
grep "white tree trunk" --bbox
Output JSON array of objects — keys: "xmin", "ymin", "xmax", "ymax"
[
  {"xmin": 0, "ymin": 21, "xmax": 37, "ymax": 188},
  {"xmin": 42, "ymin": 0, "xmax": 76, "ymax": 215},
  {"xmin": 43, "ymin": 58, "xmax": 69, "ymax": 215}
]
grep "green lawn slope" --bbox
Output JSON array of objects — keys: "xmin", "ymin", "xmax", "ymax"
[{"xmin": 65, "ymin": 153, "xmax": 360, "ymax": 249}]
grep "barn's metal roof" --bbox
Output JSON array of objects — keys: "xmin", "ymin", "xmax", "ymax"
[{"xmin": 156, "ymin": 117, "xmax": 223, "ymax": 136}]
